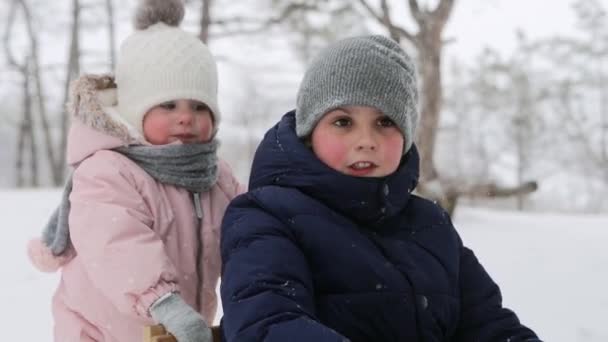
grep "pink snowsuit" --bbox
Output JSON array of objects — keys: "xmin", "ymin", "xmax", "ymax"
[{"xmin": 35, "ymin": 75, "xmax": 244, "ymax": 341}]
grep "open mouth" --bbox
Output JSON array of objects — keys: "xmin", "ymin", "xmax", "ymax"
[{"xmin": 348, "ymin": 161, "xmax": 378, "ymax": 176}]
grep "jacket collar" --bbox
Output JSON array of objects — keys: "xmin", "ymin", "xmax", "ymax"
[
  {"xmin": 250, "ymin": 111, "xmax": 420, "ymax": 227},
  {"xmin": 68, "ymin": 74, "xmax": 145, "ymax": 145}
]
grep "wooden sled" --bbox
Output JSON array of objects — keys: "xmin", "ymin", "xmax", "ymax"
[{"xmin": 144, "ymin": 324, "xmax": 222, "ymax": 342}]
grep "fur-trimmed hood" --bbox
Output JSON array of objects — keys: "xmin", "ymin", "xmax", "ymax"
[{"xmin": 66, "ymin": 74, "xmax": 148, "ymax": 165}]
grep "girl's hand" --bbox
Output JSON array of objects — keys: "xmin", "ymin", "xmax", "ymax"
[{"xmin": 149, "ymin": 293, "xmax": 212, "ymax": 342}]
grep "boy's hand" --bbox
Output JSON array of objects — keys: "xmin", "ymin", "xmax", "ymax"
[{"xmin": 149, "ymin": 293, "xmax": 212, "ymax": 342}]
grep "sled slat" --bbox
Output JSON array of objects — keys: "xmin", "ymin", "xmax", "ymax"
[
  {"xmin": 144, "ymin": 325, "xmax": 175, "ymax": 342},
  {"xmin": 143, "ymin": 324, "xmax": 221, "ymax": 342}
]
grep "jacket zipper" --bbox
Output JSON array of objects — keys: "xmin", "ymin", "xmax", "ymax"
[{"xmin": 192, "ymin": 192, "xmax": 204, "ymax": 312}]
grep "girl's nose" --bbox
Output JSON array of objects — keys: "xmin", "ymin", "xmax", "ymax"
[{"xmin": 177, "ymin": 109, "xmax": 194, "ymax": 125}]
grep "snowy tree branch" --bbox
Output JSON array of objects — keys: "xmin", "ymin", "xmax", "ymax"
[{"xmin": 356, "ymin": 0, "xmax": 417, "ymax": 44}]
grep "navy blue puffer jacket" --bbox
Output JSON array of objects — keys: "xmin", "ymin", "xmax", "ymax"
[{"xmin": 220, "ymin": 111, "xmax": 540, "ymax": 342}]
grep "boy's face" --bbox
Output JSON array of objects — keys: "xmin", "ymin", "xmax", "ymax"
[
  {"xmin": 142, "ymin": 99, "xmax": 214, "ymax": 145},
  {"xmin": 310, "ymin": 106, "xmax": 404, "ymax": 177}
]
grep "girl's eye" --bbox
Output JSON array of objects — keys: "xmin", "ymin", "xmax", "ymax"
[
  {"xmin": 159, "ymin": 102, "xmax": 176, "ymax": 110},
  {"xmin": 378, "ymin": 117, "xmax": 396, "ymax": 127},
  {"xmin": 192, "ymin": 103, "xmax": 210, "ymax": 112},
  {"xmin": 333, "ymin": 117, "xmax": 352, "ymax": 127}
]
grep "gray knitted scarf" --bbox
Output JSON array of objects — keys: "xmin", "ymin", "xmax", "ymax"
[{"xmin": 41, "ymin": 140, "xmax": 219, "ymax": 256}]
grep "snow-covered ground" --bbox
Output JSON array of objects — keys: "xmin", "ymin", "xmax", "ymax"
[{"xmin": 2, "ymin": 189, "xmax": 607, "ymax": 341}]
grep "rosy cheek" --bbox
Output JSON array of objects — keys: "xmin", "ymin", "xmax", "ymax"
[
  {"xmin": 384, "ymin": 135, "xmax": 404, "ymax": 169},
  {"xmin": 143, "ymin": 117, "xmax": 170, "ymax": 145},
  {"xmin": 202, "ymin": 124, "xmax": 213, "ymax": 140},
  {"xmin": 312, "ymin": 131, "xmax": 347, "ymax": 171},
  {"xmin": 197, "ymin": 116, "xmax": 214, "ymax": 141}
]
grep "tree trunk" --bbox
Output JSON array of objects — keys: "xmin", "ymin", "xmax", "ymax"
[
  {"xmin": 416, "ymin": 34, "xmax": 443, "ymax": 185},
  {"xmin": 405, "ymin": 0, "xmax": 454, "ymax": 210},
  {"xmin": 16, "ymin": 64, "xmax": 30, "ymax": 187},
  {"xmin": 5, "ymin": 0, "xmax": 38, "ymax": 187},
  {"xmin": 598, "ymin": 42, "xmax": 608, "ymax": 199},
  {"xmin": 26, "ymin": 69, "xmax": 39, "ymax": 187},
  {"xmin": 105, "ymin": 0, "xmax": 116, "ymax": 70},
  {"xmin": 17, "ymin": 0, "xmax": 62, "ymax": 185},
  {"xmin": 23, "ymin": 56, "xmax": 38, "ymax": 187},
  {"xmin": 199, "ymin": 0, "xmax": 213, "ymax": 44},
  {"xmin": 58, "ymin": 0, "xmax": 81, "ymax": 181}
]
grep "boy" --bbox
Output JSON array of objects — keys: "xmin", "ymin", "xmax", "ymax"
[{"xmin": 220, "ymin": 35, "xmax": 540, "ymax": 342}]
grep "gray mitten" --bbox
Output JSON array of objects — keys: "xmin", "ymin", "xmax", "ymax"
[{"xmin": 149, "ymin": 293, "xmax": 212, "ymax": 342}]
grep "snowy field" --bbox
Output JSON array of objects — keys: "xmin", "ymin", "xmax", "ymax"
[{"xmin": 2, "ymin": 189, "xmax": 607, "ymax": 341}]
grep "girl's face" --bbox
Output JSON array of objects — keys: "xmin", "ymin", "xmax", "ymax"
[
  {"xmin": 310, "ymin": 106, "xmax": 404, "ymax": 178},
  {"xmin": 142, "ymin": 99, "xmax": 214, "ymax": 145}
]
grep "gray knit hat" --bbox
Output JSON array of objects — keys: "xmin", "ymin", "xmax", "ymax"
[{"xmin": 296, "ymin": 35, "xmax": 419, "ymax": 153}]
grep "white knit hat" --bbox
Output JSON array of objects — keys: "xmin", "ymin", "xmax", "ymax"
[{"xmin": 115, "ymin": 0, "xmax": 220, "ymax": 135}]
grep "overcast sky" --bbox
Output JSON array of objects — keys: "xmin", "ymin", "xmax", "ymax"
[{"xmin": 445, "ymin": 0, "xmax": 586, "ymax": 61}]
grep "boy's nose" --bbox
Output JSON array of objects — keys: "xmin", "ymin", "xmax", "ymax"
[
  {"xmin": 356, "ymin": 129, "xmax": 377, "ymax": 151},
  {"xmin": 356, "ymin": 143, "xmax": 376, "ymax": 151}
]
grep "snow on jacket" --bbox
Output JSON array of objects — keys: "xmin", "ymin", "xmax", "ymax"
[
  {"xmin": 49, "ymin": 75, "xmax": 244, "ymax": 341},
  {"xmin": 220, "ymin": 111, "xmax": 540, "ymax": 342}
]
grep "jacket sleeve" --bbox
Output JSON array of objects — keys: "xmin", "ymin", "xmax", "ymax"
[
  {"xmin": 453, "ymin": 234, "xmax": 541, "ymax": 341},
  {"xmin": 216, "ymin": 159, "xmax": 247, "ymax": 201},
  {"xmin": 220, "ymin": 194, "xmax": 348, "ymax": 342},
  {"xmin": 69, "ymin": 152, "xmax": 178, "ymax": 321}
]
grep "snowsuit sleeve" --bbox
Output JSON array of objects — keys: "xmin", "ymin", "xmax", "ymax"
[
  {"xmin": 217, "ymin": 159, "xmax": 247, "ymax": 199},
  {"xmin": 69, "ymin": 151, "xmax": 178, "ymax": 320},
  {"xmin": 220, "ymin": 194, "xmax": 348, "ymax": 342},
  {"xmin": 454, "ymin": 233, "xmax": 541, "ymax": 341}
]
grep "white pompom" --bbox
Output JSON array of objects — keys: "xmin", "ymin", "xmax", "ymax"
[{"xmin": 27, "ymin": 238, "xmax": 74, "ymax": 273}]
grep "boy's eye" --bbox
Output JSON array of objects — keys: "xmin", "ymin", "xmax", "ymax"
[
  {"xmin": 378, "ymin": 117, "xmax": 396, "ymax": 127},
  {"xmin": 159, "ymin": 102, "xmax": 176, "ymax": 110},
  {"xmin": 333, "ymin": 117, "xmax": 352, "ymax": 127}
]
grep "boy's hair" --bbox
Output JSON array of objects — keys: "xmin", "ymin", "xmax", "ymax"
[
  {"xmin": 296, "ymin": 35, "xmax": 419, "ymax": 154},
  {"xmin": 115, "ymin": 0, "xmax": 220, "ymax": 135}
]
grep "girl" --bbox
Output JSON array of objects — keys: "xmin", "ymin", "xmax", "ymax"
[
  {"xmin": 27, "ymin": 1, "xmax": 243, "ymax": 341},
  {"xmin": 219, "ymin": 35, "xmax": 541, "ymax": 342}
]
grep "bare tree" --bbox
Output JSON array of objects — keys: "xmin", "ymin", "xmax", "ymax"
[
  {"xmin": 441, "ymin": 0, "xmax": 608, "ymax": 212},
  {"xmin": 576, "ymin": 0, "xmax": 608, "ymax": 188},
  {"xmin": 4, "ymin": 0, "xmax": 40, "ymax": 187},
  {"xmin": 57, "ymin": 0, "xmax": 82, "ymax": 181},
  {"xmin": 268, "ymin": 0, "xmax": 534, "ymax": 213},
  {"xmin": 198, "ymin": 0, "xmax": 212, "ymax": 43},
  {"xmin": 500, "ymin": 34, "xmax": 548, "ymax": 210},
  {"xmin": 4, "ymin": 0, "xmax": 68, "ymax": 186},
  {"xmin": 531, "ymin": 0, "xmax": 608, "ymax": 209},
  {"xmin": 264, "ymin": 0, "xmax": 367, "ymax": 63},
  {"xmin": 2, "ymin": 0, "xmax": 86, "ymax": 186},
  {"xmin": 355, "ymin": 0, "xmax": 541, "ymax": 213},
  {"xmin": 18, "ymin": 58, "xmax": 39, "ymax": 187},
  {"xmin": 105, "ymin": 0, "xmax": 116, "ymax": 69},
  {"xmin": 18, "ymin": 0, "xmax": 64, "ymax": 185},
  {"xmin": 356, "ymin": 0, "xmax": 454, "ymax": 182}
]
